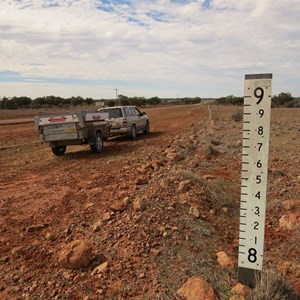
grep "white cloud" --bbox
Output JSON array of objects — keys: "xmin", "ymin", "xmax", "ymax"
[{"xmin": 0, "ymin": 0, "xmax": 299, "ymax": 98}]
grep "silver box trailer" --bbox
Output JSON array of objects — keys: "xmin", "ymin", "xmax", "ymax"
[{"xmin": 35, "ymin": 111, "xmax": 110, "ymax": 156}]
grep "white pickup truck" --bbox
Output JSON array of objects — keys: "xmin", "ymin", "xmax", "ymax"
[{"xmin": 35, "ymin": 111, "xmax": 110, "ymax": 156}]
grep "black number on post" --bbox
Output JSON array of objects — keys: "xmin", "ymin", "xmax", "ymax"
[
  {"xmin": 254, "ymin": 206, "xmax": 260, "ymax": 215},
  {"xmin": 248, "ymin": 248, "xmax": 257, "ymax": 263},
  {"xmin": 254, "ymin": 87, "xmax": 264, "ymax": 105},
  {"xmin": 257, "ymin": 143, "xmax": 263, "ymax": 151},
  {"xmin": 258, "ymin": 126, "xmax": 264, "ymax": 135},
  {"xmin": 254, "ymin": 222, "xmax": 259, "ymax": 230},
  {"xmin": 257, "ymin": 160, "xmax": 262, "ymax": 168},
  {"xmin": 256, "ymin": 175, "xmax": 261, "ymax": 184},
  {"xmin": 255, "ymin": 191, "xmax": 261, "ymax": 199},
  {"xmin": 259, "ymin": 109, "xmax": 264, "ymax": 118}
]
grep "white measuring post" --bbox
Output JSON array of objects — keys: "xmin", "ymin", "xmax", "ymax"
[{"xmin": 238, "ymin": 73, "xmax": 272, "ymax": 287}]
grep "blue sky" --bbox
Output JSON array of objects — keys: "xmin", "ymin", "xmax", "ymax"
[{"xmin": 0, "ymin": 0, "xmax": 299, "ymax": 99}]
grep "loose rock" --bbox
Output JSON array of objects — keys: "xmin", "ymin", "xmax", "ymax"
[
  {"xmin": 101, "ymin": 212, "xmax": 111, "ymax": 221},
  {"xmin": 110, "ymin": 201, "xmax": 127, "ymax": 212},
  {"xmin": 188, "ymin": 159, "xmax": 199, "ymax": 168},
  {"xmin": 91, "ymin": 261, "xmax": 108, "ymax": 276},
  {"xmin": 136, "ymin": 177, "xmax": 149, "ymax": 185},
  {"xmin": 189, "ymin": 206, "xmax": 200, "ymax": 218},
  {"xmin": 64, "ymin": 226, "xmax": 72, "ymax": 235},
  {"xmin": 178, "ymin": 180, "xmax": 192, "ymax": 192},
  {"xmin": 133, "ymin": 199, "xmax": 146, "ymax": 211},
  {"xmin": 45, "ymin": 232, "xmax": 56, "ymax": 241},
  {"xmin": 177, "ymin": 276, "xmax": 215, "ymax": 300},
  {"xmin": 92, "ymin": 221, "xmax": 102, "ymax": 232},
  {"xmin": 211, "ymin": 139, "xmax": 222, "ymax": 146},
  {"xmin": 279, "ymin": 212, "xmax": 300, "ymax": 230},
  {"xmin": 230, "ymin": 283, "xmax": 250, "ymax": 298},
  {"xmin": 58, "ymin": 239, "xmax": 93, "ymax": 269},
  {"xmin": 150, "ymin": 249, "xmax": 161, "ymax": 256},
  {"xmin": 84, "ymin": 202, "xmax": 94, "ymax": 209},
  {"xmin": 229, "ymin": 296, "xmax": 246, "ymax": 300},
  {"xmin": 216, "ymin": 251, "xmax": 235, "ymax": 268},
  {"xmin": 11, "ymin": 246, "xmax": 24, "ymax": 257},
  {"xmin": 277, "ymin": 261, "xmax": 300, "ymax": 278},
  {"xmin": 26, "ymin": 223, "xmax": 48, "ymax": 232},
  {"xmin": 166, "ymin": 152, "xmax": 184, "ymax": 162},
  {"xmin": 0, "ymin": 256, "xmax": 9, "ymax": 263},
  {"xmin": 203, "ymin": 174, "xmax": 216, "ymax": 180},
  {"xmin": 152, "ymin": 159, "xmax": 165, "ymax": 167},
  {"xmin": 282, "ymin": 200, "xmax": 300, "ymax": 211}
]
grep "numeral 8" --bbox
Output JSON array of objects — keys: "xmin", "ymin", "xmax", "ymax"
[{"xmin": 248, "ymin": 248, "xmax": 257, "ymax": 263}]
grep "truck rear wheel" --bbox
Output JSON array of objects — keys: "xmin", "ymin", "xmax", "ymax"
[
  {"xmin": 130, "ymin": 125, "xmax": 137, "ymax": 139},
  {"xmin": 143, "ymin": 120, "xmax": 150, "ymax": 134},
  {"xmin": 90, "ymin": 133, "xmax": 103, "ymax": 153},
  {"xmin": 52, "ymin": 145, "xmax": 66, "ymax": 156}
]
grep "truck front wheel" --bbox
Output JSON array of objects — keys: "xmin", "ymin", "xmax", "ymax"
[
  {"xmin": 90, "ymin": 133, "xmax": 103, "ymax": 153},
  {"xmin": 52, "ymin": 145, "xmax": 66, "ymax": 156}
]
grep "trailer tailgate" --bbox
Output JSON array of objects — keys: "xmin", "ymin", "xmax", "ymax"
[
  {"xmin": 43, "ymin": 123, "xmax": 78, "ymax": 141},
  {"xmin": 38, "ymin": 114, "xmax": 79, "ymax": 142}
]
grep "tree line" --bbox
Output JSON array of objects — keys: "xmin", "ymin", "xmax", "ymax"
[
  {"xmin": 1, "ymin": 92, "xmax": 298, "ymax": 110},
  {"xmin": 0, "ymin": 95, "xmax": 202, "ymax": 110},
  {"xmin": 111, "ymin": 95, "xmax": 201, "ymax": 107},
  {"xmin": 215, "ymin": 92, "xmax": 299, "ymax": 108},
  {"xmin": 0, "ymin": 96, "xmax": 95, "ymax": 110}
]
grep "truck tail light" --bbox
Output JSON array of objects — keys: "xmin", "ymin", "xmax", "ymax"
[
  {"xmin": 38, "ymin": 126, "xmax": 44, "ymax": 134},
  {"xmin": 123, "ymin": 119, "xmax": 128, "ymax": 126},
  {"xmin": 76, "ymin": 123, "xmax": 81, "ymax": 131}
]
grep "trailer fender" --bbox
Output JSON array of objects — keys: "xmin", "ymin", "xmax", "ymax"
[{"xmin": 88, "ymin": 129, "xmax": 102, "ymax": 145}]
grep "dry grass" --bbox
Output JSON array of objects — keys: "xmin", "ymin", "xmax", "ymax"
[
  {"xmin": 206, "ymin": 179, "xmax": 238, "ymax": 213},
  {"xmin": 231, "ymin": 111, "xmax": 243, "ymax": 122},
  {"xmin": 248, "ymin": 269, "xmax": 299, "ymax": 300}
]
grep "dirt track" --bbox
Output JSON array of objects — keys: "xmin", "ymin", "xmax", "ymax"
[{"xmin": 0, "ymin": 105, "xmax": 299, "ymax": 299}]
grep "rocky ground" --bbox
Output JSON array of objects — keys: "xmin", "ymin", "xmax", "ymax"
[{"xmin": 0, "ymin": 105, "xmax": 299, "ymax": 300}]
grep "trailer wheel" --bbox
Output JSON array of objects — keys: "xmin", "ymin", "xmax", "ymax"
[
  {"xmin": 52, "ymin": 145, "xmax": 66, "ymax": 156},
  {"xmin": 90, "ymin": 133, "xmax": 103, "ymax": 153}
]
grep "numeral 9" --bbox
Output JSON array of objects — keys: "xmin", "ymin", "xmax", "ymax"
[
  {"xmin": 259, "ymin": 109, "xmax": 264, "ymax": 118},
  {"xmin": 254, "ymin": 87, "xmax": 264, "ymax": 105}
]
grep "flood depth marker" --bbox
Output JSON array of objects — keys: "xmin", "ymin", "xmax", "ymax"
[{"xmin": 238, "ymin": 73, "xmax": 273, "ymax": 287}]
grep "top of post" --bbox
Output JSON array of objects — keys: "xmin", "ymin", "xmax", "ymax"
[{"xmin": 245, "ymin": 74, "xmax": 272, "ymax": 80}]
